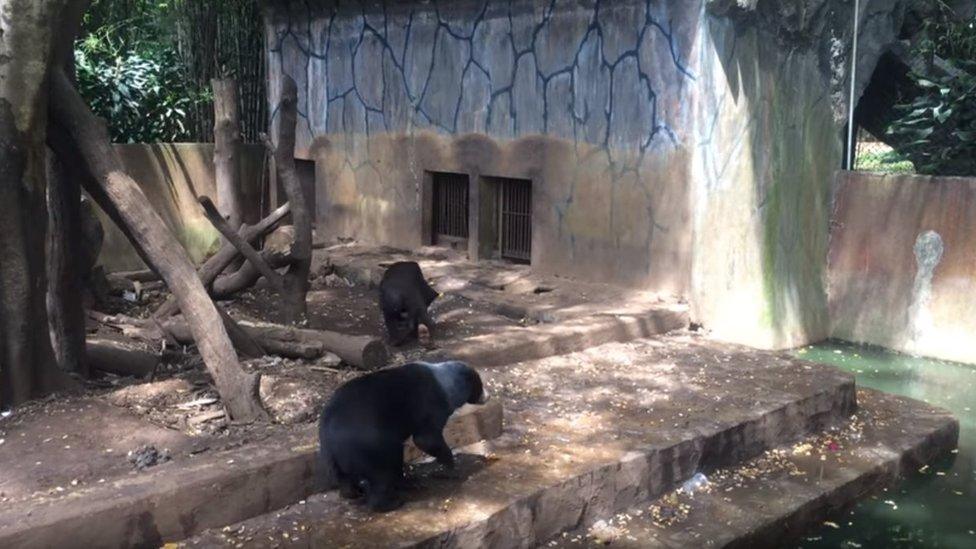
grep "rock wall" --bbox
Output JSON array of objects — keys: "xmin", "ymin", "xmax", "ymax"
[
  {"xmin": 95, "ymin": 143, "xmax": 266, "ymax": 272},
  {"xmin": 266, "ymin": 0, "xmax": 932, "ymax": 348},
  {"xmin": 829, "ymin": 172, "xmax": 976, "ymax": 365}
]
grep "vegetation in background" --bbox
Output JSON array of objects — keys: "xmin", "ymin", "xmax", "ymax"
[
  {"xmin": 75, "ymin": 0, "xmax": 265, "ymax": 144},
  {"xmin": 854, "ymin": 148, "xmax": 916, "ymax": 174},
  {"xmin": 886, "ymin": 3, "xmax": 976, "ymax": 176}
]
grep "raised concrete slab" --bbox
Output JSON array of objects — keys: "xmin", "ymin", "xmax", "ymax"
[
  {"xmin": 547, "ymin": 388, "xmax": 959, "ymax": 548},
  {"xmin": 318, "ymin": 244, "xmax": 690, "ymax": 367},
  {"xmin": 178, "ymin": 336, "xmax": 860, "ymax": 548},
  {"xmin": 0, "ymin": 400, "xmax": 502, "ymax": 549}
]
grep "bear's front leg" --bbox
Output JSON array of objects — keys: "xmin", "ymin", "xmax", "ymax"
[{"xmin": 414, "ymin": 429, "xmax": 455, "ymax": 470}]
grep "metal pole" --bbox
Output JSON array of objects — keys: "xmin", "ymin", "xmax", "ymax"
[{"xmin": 846, "ymin": 0, "xmax": 860, "ymax": 170}]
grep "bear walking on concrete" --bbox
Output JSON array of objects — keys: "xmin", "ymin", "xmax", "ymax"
[
  {"xmin": 318, "ymin": 361, "xmax": 488, "ymax": 512},
  {"xmin": 378, "ymin": 261, "xmax": 439, "ymax": 347}
]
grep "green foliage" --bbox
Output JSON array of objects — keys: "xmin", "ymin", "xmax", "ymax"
[
  {"xmin": 854, "ymin": 149, "xmax": 916, "ymax": 174},
  {"xmin": 882, "ymin": 5, "xmax": 976, "ymax": 176},
  {"xmin": 887, "ymin": 61, "xmax": 976, "ymax": 176},
  {"xmin": 74, "ymin": 7, "xmax": 206, "ymax": 143},
  {"xmin": 75, "ymin": 27, "xmax": 207, "ymax": 143},
  {"xmin": 75, "ymin": 0, "xmax": 266, "ymax": 144}
]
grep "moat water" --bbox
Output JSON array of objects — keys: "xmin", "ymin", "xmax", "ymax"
[{"xmin": 797, "ymin": 341, "xmax": 975, "ymax": 548}]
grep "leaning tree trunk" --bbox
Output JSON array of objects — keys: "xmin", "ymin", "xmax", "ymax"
[
  {"xmin": 0, "ymin": 0, "xmax": 75, "ymax": 409},
  {"xmin": 270, "ymin": 76, "xmax": 312, "ymax": 323},
  {"xmin": 47, "ymin": 69, "xmax": 266, "ymax": 422},
  {"xmin": 212, "ymin": 77, "xmax": 243, "ymax": 233}
]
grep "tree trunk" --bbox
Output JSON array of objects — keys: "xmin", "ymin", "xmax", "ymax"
[
  {"xmin": 270, "ymin": 76, "xmax": 312, "ymax": 323},
  {"xmin": 212, "ymin": 247, "xmax": 292, "ymax": 298},
  {"xmin": 199, "ymin": 196, "xmax": 284, "ymax": 289},
  {"xmin": 153, "ymin": 201, "xmax": 290, "ymax": 317},
  {"xmin": 0, "ymin": 0, "xmax": 76, "ymax": 409},
  {"xmin": 46, "ymin": 154, "xmax": 88, "ymax": 376},
  {"xmin": 47, "ymin": 69, "xmax": 266, "ymax": 422},
  {"xmin": 212, "ymin": 78, "xmax": 243, "ymax": 233}
]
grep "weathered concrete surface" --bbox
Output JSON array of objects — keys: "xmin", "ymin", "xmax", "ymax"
[
  {"xmin": 179, "ymin": 336, "xmax": 857, "ymax": 548},
  {"xmin": 96, "ymin": 143, "xmax": 265, "ymax": 272},
  {"xmin": 547, "ymin": 388, "xmax": 959, "ymax": 548},
  {"xmin": 265, "ymin": 0, "xmax": 934, "ymax": 349},
  {"xmin": 0, "ymin": 400, "xmax": 502, "ymax": 548},
  {"xmin": 829, "ymin": 172, "xmax": 976, "ymax": 365},
  {"xmin": 267, "ymin": 0, "xmax": 701, "ymax": 291},
  {"xmin": 318, "ymin": 244, "xmax": 689, "ymax": 366},
  {"xmin": 689, "ymin": 13, "xmax": 839, "ymax": 350}
]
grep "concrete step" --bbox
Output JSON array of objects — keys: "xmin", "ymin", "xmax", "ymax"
[
  {"xmin": 178, "ymin": 336, "xmax": 867, "ymax": 548},
  {"xmin": 0, "ymin": 400, "xmax": 503, "ymax": 549},
  {"xmin": 547, "ymin": 388, "xmax": 958, "ymax": 548},
  {"xmin": 321, "ymin": 244, "xmax": 690, "ymax": 368}
]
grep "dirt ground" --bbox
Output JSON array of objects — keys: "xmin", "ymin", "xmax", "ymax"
[{"xmin": 2, "ymin": 244, "xmax": 678, "ymax": 510}]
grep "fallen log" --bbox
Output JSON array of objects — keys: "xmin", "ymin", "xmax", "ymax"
[
  {"xmin": 87, "ymin": 335, "xmax": 159, "ymax": 378},
  {"xmin": 239, "ymin": 320, "xmax": 387, "ymax": 370},
  {"xmin": 48, "ymin": 69, "xmax": 266, "ymax": 422},
  {"xmin": 90, "ymin": 308, "xmax": 262, "ymax": 359},
  {"xmin": 161, "ymin": 317, "xmax": 387, "ymax": 369},
  {"xmin": 212, "ymin": 246, "xmax": 292, "ymax": 298},
  {"xmin": 154, "ymin": 202, "xmax": 290, "ymax": 318},
  {"xmin": 113, "ymin": 269, "xmax": 160, "ymax": 282}
]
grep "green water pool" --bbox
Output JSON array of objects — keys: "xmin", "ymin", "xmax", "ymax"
[{"xmin": 795, "ymin": 341, "xmax": 976, "ymax": 548}]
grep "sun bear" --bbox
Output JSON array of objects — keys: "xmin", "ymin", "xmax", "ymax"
[
  {"xmin": 378, "ymin": 261, "xmax": 439, "ymax": 347},
  {"xmin": 317, "ymin": 360, "xmax": 488, "ymax": 512}
]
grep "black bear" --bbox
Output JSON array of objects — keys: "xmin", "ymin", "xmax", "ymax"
[
  {"xmin": 317, "ymin": 360, "xmax": 488, "ymax": 512},
  {"xmin": 378, "ymin": 261, "xmax": 439, "ymax": 347}
]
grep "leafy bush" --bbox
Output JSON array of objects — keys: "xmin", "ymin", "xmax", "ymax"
[
  {"xmin": 887, "ymin": 62, "xmax": 976, "ymax": 176},
  {"xmin": 74, "ymin": 21, "xmax": 208, "ymax": 143}
]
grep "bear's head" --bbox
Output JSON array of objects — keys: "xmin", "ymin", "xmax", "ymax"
[{"xmin": 426, "ymin": 361, "xmax": 489, "ymax": 410}]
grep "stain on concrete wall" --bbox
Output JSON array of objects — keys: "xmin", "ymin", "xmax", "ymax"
[
  {"xmin": 690, "ymin": 14, "xmax": 840, "ymax": 350},
  {"xmin": 95, "ymin": 143, "xmax": 266, "ymax": 272},
  {"xmin": 829, "ymin": 172, "xmax": 976, "ymax": 365}
]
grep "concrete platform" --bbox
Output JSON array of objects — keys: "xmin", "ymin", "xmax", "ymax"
[
  {"xmin": 317, "ymin": 244, "xmax": 690, "ymax": 367},
  {"xmin": 178, "ymin": 336, "xmax": 861, "ymax": 548},
  {"xmin": 547, "ymin": 388, "xmax": 959, "ymax": 548},
  {"xmin": 0, "ymin": 400, "xmax": 502, "ymax": 548}
]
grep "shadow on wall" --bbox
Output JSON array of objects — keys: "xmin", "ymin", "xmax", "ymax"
[
  {"xmin": 94, "ymin": 143, "xmax": 266, "ymax": 272},
  {"xmin": 312, "ymin": 131, "xmax": 694, "ymax": 295},
  {"xmin": 692, "ymin": 15, "xmax": 840, "ymax": 349},
  {"xmin": 828, "ymin": 171, "xmax": 976, "ymax": 365}
]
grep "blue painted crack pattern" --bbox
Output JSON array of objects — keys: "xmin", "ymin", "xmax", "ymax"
[
  {"xmin": 268, "ymin": 0, "xmax": 695, "ymax": 156},
  {"xmin": 266, "ymin": 0, "xmax": 699, "ymax": 275}
]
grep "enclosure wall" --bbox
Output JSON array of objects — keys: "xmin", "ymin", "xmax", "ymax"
[
  {"xmin": 95, "ymin": 143, "xmax": 266, "ymax": 272},
  {"xmin": 266, "ymin": 0, "xmax": 697, "ymax": 293},
  {"xmin": 829, "ymin": 171, "xmax": 976, "ymax": 364}
]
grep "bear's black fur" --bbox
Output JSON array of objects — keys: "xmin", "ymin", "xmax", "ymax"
[
  {"xmin": 317, "ymin": 361, "xmax": 488, "ymax": 512},
  {"xmin": 378, "ymin": 261, "xmax": 439, "ymax": 346}
]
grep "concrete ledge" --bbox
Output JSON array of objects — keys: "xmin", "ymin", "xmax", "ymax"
[
  {"xmin": 0, "ymin": 400, "xmax": 502, "ymax": 548},
  {"xmin": 178, "ymin": 338, "xmax": 860, "ymax": 548},
  {"xmin": 441, "ymin": 306, "xmax": 689, "ymax": 367},
  {"xmin": 550, "ymin": 388, "xmax": 959, "ymax": 548}
]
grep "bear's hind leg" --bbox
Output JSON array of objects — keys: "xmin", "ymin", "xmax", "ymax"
[
  {"xmin": 364, "ymin": 446, "xmax": 404, "ymax": 512},
  {"xmin": 365, "ymin": 471, "xmax": 402, "ymax": 512}
]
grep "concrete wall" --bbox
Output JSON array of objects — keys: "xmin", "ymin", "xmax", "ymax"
[
  {"xmin": 96, "ymin": 143, "xmax": 265, "ymax": 272},
  {"xmin": 267, "ymin": 0, "xmax": 697, "ymax": 294},
  {"xmin": 829, "ymin": 171, "xmax": 976, "ymax": 365},
  {"xmin": 689, "ymin": 14, "xmax": 840, "ymax": 350},
  {"xmin": 266, "ymin": 0, "xmax": 920, "ymax": 349}
]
